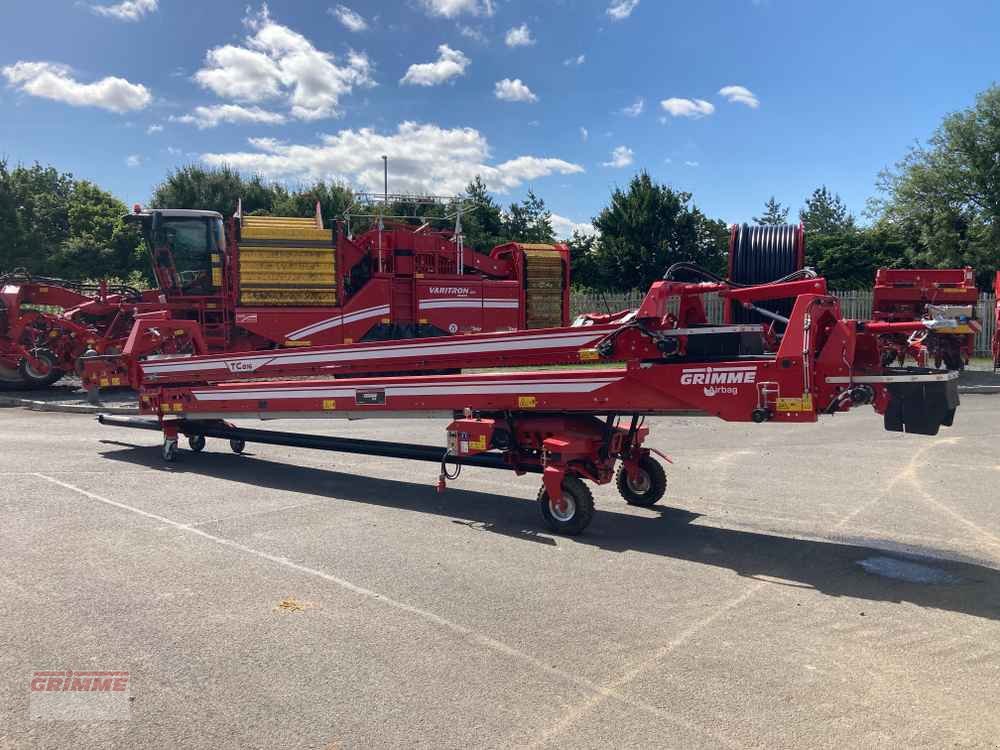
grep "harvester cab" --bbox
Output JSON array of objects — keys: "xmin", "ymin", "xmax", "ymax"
[{"xmin": 126, "ymin": 208, "xmax": 225, "ymax": 297}]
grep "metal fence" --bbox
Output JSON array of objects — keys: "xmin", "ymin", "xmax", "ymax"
[{"xmin": 571, "ymin": 289, "xmax": 998, "ymax": 357}]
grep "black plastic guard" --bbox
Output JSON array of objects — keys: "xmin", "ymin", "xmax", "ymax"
[{"xmin": 884, "ymin": 374, "xmax": 960, "ymax": 436}]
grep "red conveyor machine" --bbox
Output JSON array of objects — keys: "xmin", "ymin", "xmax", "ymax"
[{"xmin": 94, "ymin": 266, "xmax": 960, "ymax": 535}]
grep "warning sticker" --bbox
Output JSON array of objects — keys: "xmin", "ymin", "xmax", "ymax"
[{"xmin": 776, "ymin": 394, "xmax": 814, "ymax": 412}]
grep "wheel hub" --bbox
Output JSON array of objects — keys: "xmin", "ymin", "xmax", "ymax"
[
  {"xmin": 626, "ymin": 469, "xmax": 651, "ymax": 494},
  {"xmin": 550, "ymin": 495, "xmax": 576, "ymax": 522},
  {"xmin": 24, "ymin": 357, "xmax": 52, "ymax": 378}
]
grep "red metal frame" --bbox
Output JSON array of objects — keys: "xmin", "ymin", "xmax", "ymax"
[
  {"xmin": 92, "ymin": 272, "xmax": 960, "ymax": 534},
  {"xmin": 1, "ymin": 213, "xmax": 571, "ymax": 388},
  {"xmin": 993, "ymin": 272, "xmax": 1000, "ymax": 371},
  {"xmin": 872, "ymin": 267, "xmax": 980, "ymax": 369}
]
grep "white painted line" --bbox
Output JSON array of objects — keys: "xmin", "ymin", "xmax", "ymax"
[{"xmin": 32, "ymin": 472, "xmax": 734, "ymax": 746}]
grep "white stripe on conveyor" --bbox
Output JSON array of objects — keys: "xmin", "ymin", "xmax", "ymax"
[
  {"xmin": 191, "ymin": 377, "xmax": 621, "ymax": 402},
  {"xmin": 142, "ymin": 330, "xmax": 607, "ymax": 375}
]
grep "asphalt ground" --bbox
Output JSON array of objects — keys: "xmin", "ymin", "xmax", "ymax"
[{"xmin": 2, "ymin": 398, "xmax": 999, "ymax": 749}]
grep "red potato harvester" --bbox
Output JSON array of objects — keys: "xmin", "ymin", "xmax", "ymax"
[
  {"xmin": 2, "ymin": 202, "xmax": 571, "ymax": 390},
  {"xmin": 95, "ymin": 225, "xmax": 959, "ymax": 536}
]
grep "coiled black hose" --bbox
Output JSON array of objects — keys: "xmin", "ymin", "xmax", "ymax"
[{"xmin": 727, "ymin": 224, "xmax": 804, "ymax": 326}]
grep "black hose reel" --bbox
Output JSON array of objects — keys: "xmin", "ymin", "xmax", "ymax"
[{"xmin": 727, "ymin": 224, "xmax": 805, "ymax": 327}]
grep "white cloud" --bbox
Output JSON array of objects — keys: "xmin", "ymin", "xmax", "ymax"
[
  {"xmin": 2, "ymin": 61, "xmax": 151, "ymax": 113},
  {"xmin": 458, "ymin": 25, "xmax": 486, "ymax": 42},
  {"xmin": 563, "ymin": 54, "xmax": 585, "ymax": 66},
  {"xmin": 199, "ymin": 121, "xmax": 582, "ymax": 195},
  {"xmin": 718, "ymin": 84, "xmax": 759, "ymax": 108},
  {"xmin": 660, "ymin": 97, "xmax": 714, "ymax": 118},
  {"xmin": 606, "ymin": 0, "xmax": 639, "ymax": 20},
  {"xmin": 91, "ymin": 0, "xmax": 157, "ymax": 22},
  {"xmin": 193, "ymin": 5, "xmax": 375, "ymax": 120},
  {"xmin": 551, "ymin": 213, "xmax": 596, "ymax": 239},
  {"xmin": 146, "ymin": 124, "xmax": 163, "ymax": 134},
  {"xmin": 494, "ymin": 78, "xmax": 537, "ymax": 102},
  {"xmin": 684, "ymin": 160, "xmax": 699, "ymax": 167},
  {"xmin": 505, "ymin": 23, "xmax": 535, "ymax": 47},
  {"xmin": 166, "ymin": 146, "xmax": 182, "ymax": 156},
  {"xmin": 579, "ymin": 126, "xmax": 588, "ymax": 142},
  {"xmin": 171, "ymin": 104, "xmax": 287, "ymax": 129},
  {"xmin": 602, "ymin": 145, "xmax": 633, "ymax": 168},
  {"xmin": 125, "ymin": 154, "xmax": 142, "ymax": 167},
  {"xmin": 418, "ymin": 0, "xmax": 493, "ymax": 18},
  {"xmin": 400, "ymin": 45, "xmax": 470, "ymax": 86},
  {"xmin": 621, "ymin": 97, "xmax": 644, "ymax": 117},
  {"xmin": 329, "ymin": 4, "xmax": 368, "ymax": 32}
]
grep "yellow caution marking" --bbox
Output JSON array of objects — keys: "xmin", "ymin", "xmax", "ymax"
[{"xmin": 777, "ymin": 394, "xmax": 814, "ymax": 412}]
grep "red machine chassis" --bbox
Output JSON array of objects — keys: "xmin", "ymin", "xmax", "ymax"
[
  {"xmin": 97, "ymin": 274, "xmax": 960, "ymax": 535},
  {"xmin": 872, "ymin": 267, "xmax": 980, "ymax": 370}
]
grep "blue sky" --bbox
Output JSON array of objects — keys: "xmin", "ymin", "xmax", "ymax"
[{"xmin": 2, "ymin": 0, "xmax": 1000, "ymax": 237}]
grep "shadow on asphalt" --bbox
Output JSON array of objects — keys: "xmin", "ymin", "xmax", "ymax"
[{"xmin": 100, "ymin": 441, "xmax": 1000, "ymax": 622}]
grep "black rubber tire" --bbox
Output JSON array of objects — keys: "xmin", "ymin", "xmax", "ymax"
[
  {"xmin": 162, "ymin": 439, "xmax": 178, "ymax": 462},
  {"xmin": 230, "ymin": 439, "xmax": 246, "ymax": 454},
  {"xmin": 942, "ymin": 350, "xmax": 964, "ymax": 372},
  {"xmin": 538, "ymin": 475, "xmax": 595, "ymax": 535},
  {"xmin": 188, "ymin": 434, "xmax": 206, "ymax": 452},
  {"xmin": 615, "ymin": 455, "xmax": 667, "ymax": 507},
  {"xmin": 18, "ymin": 350, "xmax": 64, "ymax": 388}
]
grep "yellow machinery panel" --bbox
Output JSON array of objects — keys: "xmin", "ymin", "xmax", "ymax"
[
  {"xmin": 522, "ymin": 247, "xmax": 565, "ymax": 329},
  {"xmin": 238, "ymin": 215, "xmax": 337, "ymax": 306},
  {"xmin": 239, "ymin": 288, "xmax": 338, "ymax": 306}
]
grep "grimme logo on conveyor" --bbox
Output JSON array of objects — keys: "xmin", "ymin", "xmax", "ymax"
[{"xmin": 680, "ymin": 366, "xmax": 757, "ymax": 386}]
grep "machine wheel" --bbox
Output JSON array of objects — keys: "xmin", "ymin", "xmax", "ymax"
[
  {"xmin": 942, "ymin": 350, "xmax": 964, "ymax": 371},
  {"xmin": 538, "ymin": 475, "xmax": 595, "ymax": 536},
  {"xmin": 18, "ymin": 350, "xmax": 63, "ymax": 388},
  {"xmin": 188, "ymin": 434, "xmax": 206, "ymax": 453},
  {"xmin": 162, "ymin": 438, "xmax": 179, "ymax": 462},
  {"xmin": 615, "ymin": 455, "xmax": 667, "ymax": 507},
  {"xmin": 0, "ymin": 363, "xmax": 24, "ymax": 389},
  {"xmin": 229, "ymin": 439, "xmax": 246, "ymax": 454}
]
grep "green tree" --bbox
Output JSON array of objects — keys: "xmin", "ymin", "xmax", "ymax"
[
  {"xmin": 753, "ymin": 196, "xmax": 790, "ymax": 226},
  {"xmin": 454, "ymin": 176, "xmax": 504, "ymax": 251},
  {"xmin": 800, "ymin": 186, "xmax": 855, "ymax": 235},
  {"xmin": 0, "ymin": 161, "xmax": 141, "ymax": 279},
  {"xmin": 50, "ymin": 181, "xmax": 143, "ymax": 279},
  {"xmin": 503, "ymin": 189, "xmax": 555, "ymax": 244},
  {"xmin": 150, "ymin": 165, "xmax": 277, "ymax": 216},
  {"xmin": 566, "ymin": 230, "xmax": 599, "ymax": 287},
  {"xmin": 584, "ymin": 172, "xmax": 726, "ymax": 291},
  {"xmin": 806, "ymin": 225, "xmax": 908, "ymax": 289},
  {"xmin": 272, "ymin": 180, "xmax": 354, "ymax": 225},
  {"xmin": 874, "ymin": 84, "xmax": 1000, "ymax": 286}
]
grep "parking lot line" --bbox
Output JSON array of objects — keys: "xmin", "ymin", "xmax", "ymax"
[
  {"xmin": 526, "ymin": 434, "xmax": 959, "ymax": 747},
  {"xmin": 32, "ymin": 471, "xmax": 739, "ymax": 748}
]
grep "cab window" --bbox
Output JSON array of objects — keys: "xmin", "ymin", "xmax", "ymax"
[{"xmin": 154, "ymin": 217, "xmax": 223, "ymax": 293}]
